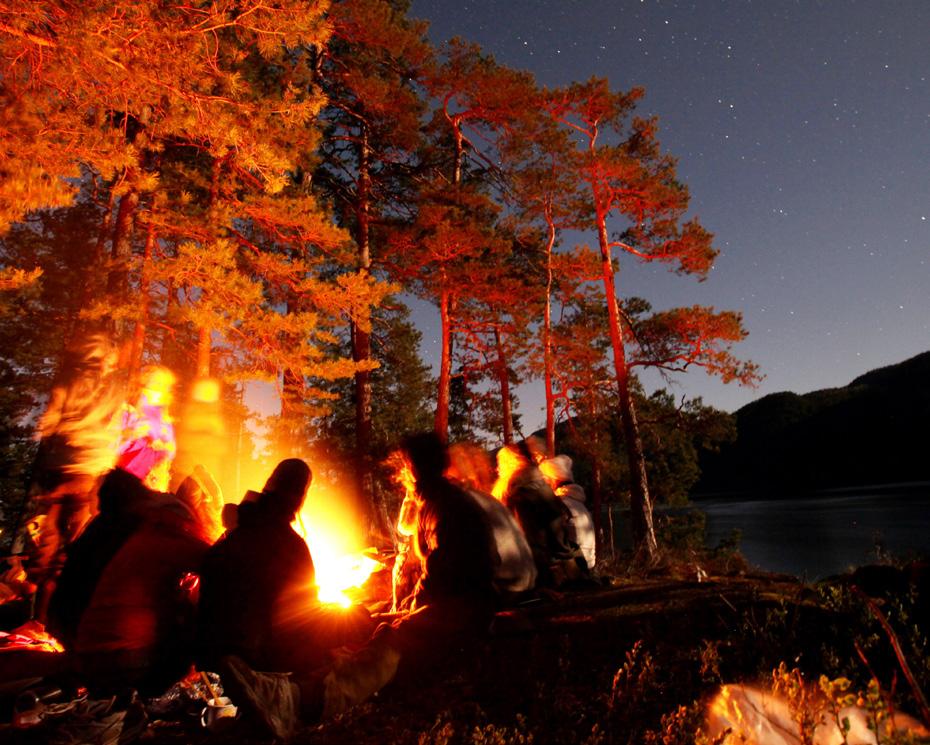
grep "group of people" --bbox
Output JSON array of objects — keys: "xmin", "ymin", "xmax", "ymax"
[{"xmin": 20, "ymin": 337, "xmax": 600, "ymax": 737}]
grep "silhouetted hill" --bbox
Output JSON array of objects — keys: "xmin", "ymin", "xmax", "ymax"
[{"xmin": 695, "ymin": 351, "xmax": 930, "ymax": 496}]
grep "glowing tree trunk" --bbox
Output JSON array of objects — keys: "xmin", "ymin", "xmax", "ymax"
[
  {"xmin": 494, "ymin": 325, "xmax": 515, "ymax": 445},
  {"xmin": 435, "ymin": 287, "xmax": 452, "ymax": 442},
  {"xmin": 129, "ymin": 221, "xmax": 155, "ymax": 384},
  {"xmin": 543, "ymin": 207, "xmax": 557, "ymax": 457},
  {"xmin": 352, "ymin": 128, "xmax": 374, "ymax": 503},
  {"xmin": 595, "ymin": 214, "xmax": 658, "ymax": 560},
  {"xmin": 106, "ymin": 188, "xmax": 139, "ymax": 331}
]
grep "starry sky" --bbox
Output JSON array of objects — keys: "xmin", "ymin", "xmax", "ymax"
[{"xmin": 407, "ymin": 0, "xmax": 930, "ymax": 429}]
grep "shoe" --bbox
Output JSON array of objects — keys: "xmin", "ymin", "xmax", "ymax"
[
  {"xmin": 322, "ymin": 639, "xmax": 400, "ymax": 719},
  {"xmin": 218, "ymin": 656, "xmax": 299, "ymax": 742}
]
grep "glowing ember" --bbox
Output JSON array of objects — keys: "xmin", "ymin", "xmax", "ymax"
[{"xmin": 291, "ymin": 484, "xmax": 379, "ymax": 608}]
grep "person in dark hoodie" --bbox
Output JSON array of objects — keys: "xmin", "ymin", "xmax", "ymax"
[
  {"xmin": 197, "ymin": 459, "xmax": 371, "ymax": 740},
  {"xmin": 197, "ymin": 459, "xmax": 318, "ymax": 673},
  {"xmin": 493, "ymin": 439, "xmax": 587, "ymax": 587},
  {"xmin": 47, "ymin": 467, "xmax": 173, "ymax": 649}
]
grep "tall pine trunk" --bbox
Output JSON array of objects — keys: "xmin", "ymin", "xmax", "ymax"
[
  {"xmin": 353, "ymin": 132, "xmax": 373, "ymax": 480},
  {"xmin": 543, "ymin": 204, "xmax": 557, "ymax": 457},
  {"xmin": 195, "ymin": 157, "xmax": 223, "ymax": 380},
  {"xmin": 433, "ymin": 126, "xmax": 466, "ymax": 443},
  {"xmin": 432, "ymin": 121, "xmax": 468, "ymax": 443},
  {"xmin": 595, "ymin": 212, "xmax": 658, "ymax": 561},
  {"xmin": 106, "ymin": 188, "xmax": 139, "ymax": 333},
  {"xmin": 494, "ymin": 325, "xmax": 514, "ymax": 445},
  {"xmin": 129, "ymin": 221, "xmax": 155, "ymax": 385},
  {"xmin": 352, "ymin": 127, "xmax": 379, "ymax": 537},
  {"xmin": 434, "ymin": 288, "xmax": 451, "ymax": 442},
  {"xmin": 196, "ymin": 328, "xmax": 211, "ymax": 378}
]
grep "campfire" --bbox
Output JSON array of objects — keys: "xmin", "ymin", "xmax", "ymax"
[{"xmin": 291, "ymin": 484, "xmax": 381, "ymax": 608}]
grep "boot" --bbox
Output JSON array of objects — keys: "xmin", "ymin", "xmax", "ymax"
[
  {"xmin": 321, "ymin": 639, "xmax": 401, "ymax": 719},
  {"xmin": 219, "ymin": 655, "xmax": 300, "ymax": 742}
]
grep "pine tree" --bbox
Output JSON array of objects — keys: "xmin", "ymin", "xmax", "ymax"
[
  {"xmin": 314, "ymin": 0, "xmax": 429, "ymax": 503},
  {"xmin": 545, "ymin": 79, "xmax": 729, "ymax": 560},
  {"xmin": 0, "ymin": 1, "xmax": 384, "ymax": 447},
  {"xmin": 391, "ymin": 40, "xmax": 535, "ymax": 441}
]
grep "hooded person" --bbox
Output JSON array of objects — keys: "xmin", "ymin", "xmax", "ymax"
[
  {"xmin": 197, "ymin": 459, "xmax": 317, "ymax": 673},
  {"xmin": 539, "ymin": 455, "xmax": 596, "ymax": 570},
  {"xmin": 197, "ymin": 459, "xmax": 372, "ymax": 740},
  {"xmin": 47, "ymin": 467, "xmax": 177, "ymax": 649},
  {"xmin": 448, "ymin": 443, "xmax": 536, "ymax": 599}
]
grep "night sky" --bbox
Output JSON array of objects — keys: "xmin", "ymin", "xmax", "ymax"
[{"xmin": 408, "ymin": 0, "xmax": 930, "ymax": 429}]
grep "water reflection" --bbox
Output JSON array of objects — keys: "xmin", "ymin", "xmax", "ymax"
[{"xmin": 699, "ymin": 488, "xmax": 930, "ymax": 579}]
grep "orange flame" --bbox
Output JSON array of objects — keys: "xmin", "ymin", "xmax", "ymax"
[{"xmin": 291, "ymin": 482, "xmax": 379, "ymax": 608}]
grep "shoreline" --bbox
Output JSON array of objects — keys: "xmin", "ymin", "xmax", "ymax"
[{"xmin": 690, "ymin": 479, "xmax": 930, "ymax": 503}]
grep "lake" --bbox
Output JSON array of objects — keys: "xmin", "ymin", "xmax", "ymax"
[{"xmin": 698, "ymin": 485, "xmax": 930, "ymax": 579}]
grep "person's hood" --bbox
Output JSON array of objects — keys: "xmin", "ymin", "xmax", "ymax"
[
  {"xmin": 540, "ymin": 455, "xmax": 574, "ymax": 486},
  {"xmin": 557, "ymin": 483, "xmax": 587, "ymax": 504}
]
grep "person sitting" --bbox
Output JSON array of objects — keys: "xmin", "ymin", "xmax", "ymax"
[
  {"xmin": 448, "ymin": 442, "xmax": 536, "ymax": 600},
  {"xmin": 197, "ymin": 459, "xmax": 371, "ymax": 739},
  {"xmin": 322, "ymin": 432, "xmax": 500, "ymax": 718},
  {"xmin": 47, "ymin": 466, "xmax": 176, "ymax": 650},
  {"xmin": 198, "ymin": 459, "xmax": 320, "ymax": 673},
  {"xmin": 539, "ymin": 455, "xmax": 596, "ymax": 570},
  {"xmin": 69, "ymin": 468, "xmax": 219, "ymax": 695},
  {"xmin": 493, "ymin": 440, "xmax": 587, "ymax": 587}
]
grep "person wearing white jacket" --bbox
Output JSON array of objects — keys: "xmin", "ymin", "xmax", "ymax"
[{"xmin": 539, "ymin": 455, "xmax": 596, "ymax": 570}]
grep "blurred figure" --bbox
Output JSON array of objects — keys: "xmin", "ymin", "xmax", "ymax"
[
  {"xmin": 322, "ymin": 432, "xmax": 500, "ymax": 718},
  {"xmin": 493, "ymin": 439, "xmax": 587, "ymax": 587},
  {"xmin": 446, "ymin": 442, "xmax": 496, "ymax": 495},
  {"xmin": 448, "ymin": 443, "xmax": 536, "ymax": 599},
  {"xmin": 27, "ymin": 334, "xmax": 125, "ymax": 621},
  {"xmin": 117, "ymin": 366, "xmax": 177, "ymax": 492},
  {"xmin": 539, "ymin": 455, "xmax": 596, "ymax": 570},
  {"xmin": 67, "ymin": 467, "xmax": 220, "ymax": 695},
  {"xmin": 173, "ymin": 377, "xmax": 228, "ymax": 498}
]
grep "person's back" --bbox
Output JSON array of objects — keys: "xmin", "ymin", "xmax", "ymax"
[
  {"xmin": 197, "ymin": 459, "xmax": 316, "ymax": 672},
  {"xmin": 74, "ymin": 494, "xmax": 210, "ymax": 693},
  {"xmin": 540, "ymin": 455, "xmax": 596, "ymax": 570},
  {"xmin": 497, "ymin": 444, "xmax": 585, "ymax": 587},
  {"xmin": 198, "ymin": 498, "xmax": 315, "ymax": 671},
  {"xmin": 466, "ymin": 489, "xmax": 536, "ymax": 597},
  {"xmin": 557, "ymin": 484, "xmax": 596, "ymax": 569},
  {"xmin": 413, "ymin": 477, "xmax": 498, "ymax": 610},
  {"xmin": 47, "ymin": 467, "xmax": 172, "ymax": 647}
]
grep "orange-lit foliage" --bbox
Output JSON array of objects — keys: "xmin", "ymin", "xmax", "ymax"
[
  {"xmin": 386, "ymin": 40, "xmax": 537, "ymax": 441},
  {"xmin": 541, "ymin": 78, "xmax": 751, "ymax": 558},
  {"xmin": 630, "ymin": 305, "xmax": 762, "ymax": 386},
  {"xmin": 0, "ymin": 0, "xmax": 386, "ymax": 412}
]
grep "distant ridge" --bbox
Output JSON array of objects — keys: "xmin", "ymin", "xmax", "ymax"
[{"xmin": 694, "ymin": 351, "xmax": 930, "ymax": 497}]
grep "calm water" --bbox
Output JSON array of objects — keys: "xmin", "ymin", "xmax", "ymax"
[{"xmin": 699, "ymin": 486, "xmax": 930, "ymax": 579}]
